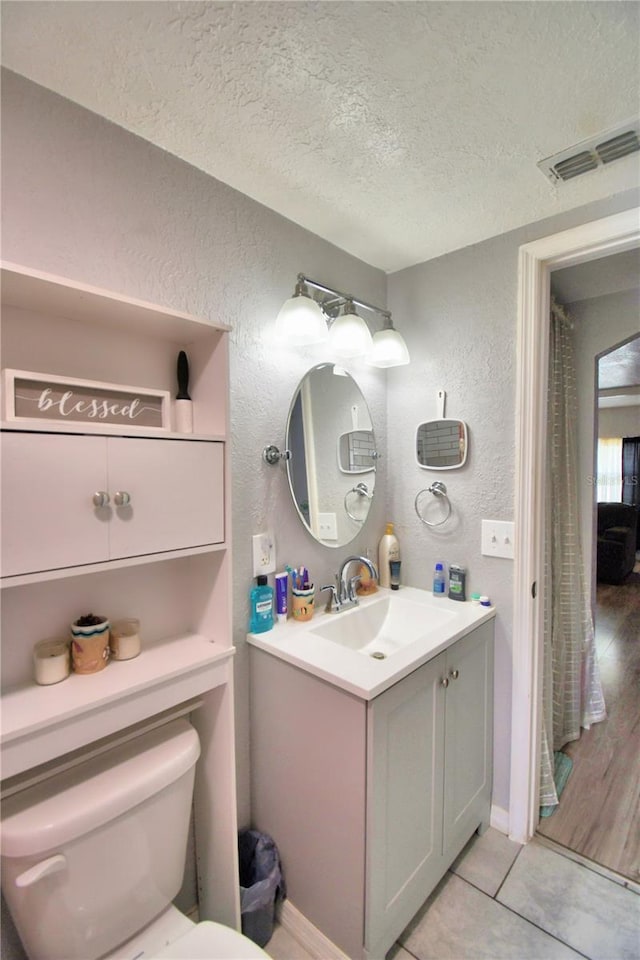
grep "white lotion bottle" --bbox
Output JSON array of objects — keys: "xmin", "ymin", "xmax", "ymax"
[{"xmin": 378, "ymin": 522, "xmax": 400, "ymax": 589}]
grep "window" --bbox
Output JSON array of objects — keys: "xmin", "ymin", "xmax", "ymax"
[{"xmin": 596, "ymin": 437, "xmax": 623, "ymax": 501}]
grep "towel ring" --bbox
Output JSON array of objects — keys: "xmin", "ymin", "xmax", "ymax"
[
  {"xmin": 344, "ymin": 481, "xmax": 373, "ymax": 522},
  {"xmin": 414, "ymin": 481, "xmax": 452, "ymax": 527}
]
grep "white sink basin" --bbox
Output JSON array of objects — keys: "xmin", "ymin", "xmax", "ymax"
[
  {"xmin": 247, "ymin": 586, "xmax": 495, "ymax": 700},
  {"xmin": 310, "ymin": 594, "xmax": 457, "ymax": 658}
]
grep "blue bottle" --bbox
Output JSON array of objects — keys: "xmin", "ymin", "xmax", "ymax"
[
  {"xmin": 433, "ymin": 562, "xmax": 446, "ymax": 597},
  {"xmin": 250, "ymin": 575, "xmax": 274, "ymax": 633}
]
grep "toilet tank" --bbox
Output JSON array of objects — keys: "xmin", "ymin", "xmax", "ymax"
[{"xmin": 1, "ymin": 718, "xmax": 200, "ymax": 960}]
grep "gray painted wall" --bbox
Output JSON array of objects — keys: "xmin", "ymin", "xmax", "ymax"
[{"xmin": 598, "ymin": 404, "xmax": 640, "ymax": 438}]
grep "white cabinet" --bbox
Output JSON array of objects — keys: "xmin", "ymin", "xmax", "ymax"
[
  {"xmin": 1, "ymin": 431, "xmax": 224, "ymax": 577},
  {"xmin": 366, "ymin": 623, "xmax": 493, "ymax": 958},
  {"xmin": 1, "ymin": 262, "xmax": 240, "ymax": 933},
  {"xmin": 249, "ymin": 620, "xmax": 494, "ymax": 960}
]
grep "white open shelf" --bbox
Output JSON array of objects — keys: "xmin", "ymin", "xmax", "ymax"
[
  {"xmin": 0, "ymin": 543, "xmax": 226, "ymax": 589},
  {"xmin": 1, "ymin": 262, "xmax": 231, "ymax": 340},
  {"xmin": 0, "ymin": 420, "xmax": 225, "ymax": 442},
  {"xmin": 1, "ymin": 634, "xmax": 235, "ymax": 779}
]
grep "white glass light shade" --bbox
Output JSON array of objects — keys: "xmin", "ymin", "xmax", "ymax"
[
  {"xmin": 275, "ymin": 295, "xmax": 328, "ymax": 345},
  {"xmin": 328, "ymin": 309, "xmax": 373, "ymax": 359},
  {"xmin": 368, "ymin": 327, "xmax": 410, "ymax": 367}
]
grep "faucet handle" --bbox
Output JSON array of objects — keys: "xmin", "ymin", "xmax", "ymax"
[
  {"xmin": 320, "ymin": 584, "xmax": 341, "ymax": 613},
  {"xmin": 347, "ymin": 575, "xmax": 361, "ymax": 603}
]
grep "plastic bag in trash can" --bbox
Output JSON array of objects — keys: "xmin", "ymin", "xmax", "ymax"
[{"xmin": 238, "ymin": 829, "xmax": 286, "ymax": 947}]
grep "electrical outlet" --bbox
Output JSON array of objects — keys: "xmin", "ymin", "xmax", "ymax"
[
  {"xmin": 481, "ymin": 519, "xmax": 515, "ymax": 559},
  {"xmin": 317, "ymin": 512, "xmax": 338, "ymax": 541},
  {"xmin": 252, "ymin": 531, "xmax": 276, "ymax": 576}
]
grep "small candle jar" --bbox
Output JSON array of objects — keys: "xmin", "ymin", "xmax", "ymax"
[
  {"xmin": 71, "ymin": 616, "xmax": 110, "ymax": 674},
  {"xmin": 33, "ymin": 638, "xmax": 71, "ymax": 685},
  {"xmin": 110, "ymin": 618, "xmax": 141, "ymax": 660}
]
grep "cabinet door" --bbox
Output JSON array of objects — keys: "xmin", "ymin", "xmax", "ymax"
[
  {"xmin": 365, "ymin": 652, "xmax": 445, "ymax": 955},
  {"xmin": 107, "ymin": 438, "xmax": 224, "ymax": 559},
  {"xmin": 1, "ymin": 432, "xmax": 110, "ymax": 576},
  {"xmin": 442, "ymin": 621, "xmax": 494, "ymax": 858}
]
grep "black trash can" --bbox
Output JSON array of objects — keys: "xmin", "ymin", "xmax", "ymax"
[{"xmin": 238, "ymin": 828, "xmax": 286, "ymax": 947}]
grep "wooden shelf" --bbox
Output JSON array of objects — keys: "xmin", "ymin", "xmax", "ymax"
[{"xmin": 1, "ymin": 634, "xmax": 235, "ymax": 778}]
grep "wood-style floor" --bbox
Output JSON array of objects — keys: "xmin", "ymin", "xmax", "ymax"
[{"xmin": 537, "ymin": 574, "xmax": 640, "ymax": 882}]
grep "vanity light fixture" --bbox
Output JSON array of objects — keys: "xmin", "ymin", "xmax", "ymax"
[
  {"xmin": 275, "ymin": 277, "xmax": 328, "ymax": 345},
  {"xmin": 328, "ymin": 298, "xmax": 373, "ymax": 360},
  {"xmin": 368, "ymin": 314, "xmax": 410, "ymax": 368},
  {"xmin": 275, "ymin": 274, "xmax": 410, "ymax": 366}
]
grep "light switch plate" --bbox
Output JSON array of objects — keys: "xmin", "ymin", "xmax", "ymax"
[
  {"xmin": 481, "ymin": 519, "xmax": 515, "ymax": 559},
  {"xmin": 317, "ymin": 512, "xmax": 338, "ymax": 541},
  {"xmin": 252, "ymin": 531, "xmax": 276, "ymax": 576}
]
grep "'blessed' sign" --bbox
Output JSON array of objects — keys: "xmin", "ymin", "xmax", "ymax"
[{"xmin": 3, "ymin": 370, "xmax": 170, "ymax": 430}]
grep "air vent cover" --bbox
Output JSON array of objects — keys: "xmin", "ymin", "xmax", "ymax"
[{"xmin": 538, "ymin": 121, "xmax": 640, "ymax": 182}]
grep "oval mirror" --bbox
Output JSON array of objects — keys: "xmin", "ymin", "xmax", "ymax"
[{"xmin": 286, "ymin": 363, "xmax": 377, "ymax": 547}]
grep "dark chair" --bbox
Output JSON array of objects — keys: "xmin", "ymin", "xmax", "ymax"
[{"xmin": 596, "ymin": 502, "xmax": 638, "ymax": 584}]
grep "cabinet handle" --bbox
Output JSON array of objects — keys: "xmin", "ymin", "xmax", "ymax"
[
  {"xmin": 114, "ymin": 491, "xmax": 131, "ymax": 507},
  {"xmin": 449, "ymin": 669, "xmax": 460, "ymax": 680},
  {"xmin": 92, "ymin": 491, "xmax": 110, "ymax": 507},
  {"xmin": 441, "ymin": 676, "xmax": 450, "ymax": 688}
]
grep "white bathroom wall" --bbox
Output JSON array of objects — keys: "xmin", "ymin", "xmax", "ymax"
[
  {"xmin": 386, "ymin": 193, "xmax": 640, "ymax": 815},
  {"xmin": 0, "ymin": 70, "xmax": 388, "ymax": 835}
]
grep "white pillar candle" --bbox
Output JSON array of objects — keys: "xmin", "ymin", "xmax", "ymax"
[
  {"xmin": 34, "ymin": 638, "xmax": 70, "ymax": 685},
  {"xmin": 110, "ymin": 619, "xmax": 141, "ymax": 660}
]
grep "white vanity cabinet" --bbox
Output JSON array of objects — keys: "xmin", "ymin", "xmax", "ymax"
[
  {"xmin": 249, "ymin": 619, "xmax": 493, "ymax": 960},
  {"xmin": 1, "ymin": 262, "xmax": 240, "ymax": 932},
  {"xmin": 1, "ymin": 431, "xmax": 224, "ymax": 577},
  {"xmin": 366, "ymin": 622, "xmax": 493, "ymax": 958}
]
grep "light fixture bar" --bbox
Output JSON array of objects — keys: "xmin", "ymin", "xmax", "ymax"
[{"xmin": 298, "ymin": 274, "xmax": 390, "ymax": 322}]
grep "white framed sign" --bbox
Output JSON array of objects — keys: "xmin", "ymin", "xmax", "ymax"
[{"xmin": 2, "ymin": 369, "xmax": 170, "ymax": 430}]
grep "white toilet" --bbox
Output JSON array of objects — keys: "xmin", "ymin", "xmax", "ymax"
[{"xmin": 1, "ymin": 719, "xmax": 269, "ymax": 960}]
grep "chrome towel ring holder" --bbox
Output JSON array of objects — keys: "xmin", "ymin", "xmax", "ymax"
[
  {"xmin": 415, "ymin": 481, "xmax": 452, "ymax": 527},
  {"xmin": 344, "ymin": 481, "xmax": 373, "ymax": 522}
]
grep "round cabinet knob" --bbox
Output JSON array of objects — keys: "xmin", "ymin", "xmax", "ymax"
[
  {"xmin": 441, "ymin": 676, "xmax": 450, "ymax": 688},
  {"xmin": 449, "ymin": 669, "xmax": 460, "ymax": 680},
  {"xmin": 114, "ymin": 491, "xmax": 131, "ymax": 507},
  {"xmin": 92, "ymin": 491, "xmax": 110, "ymax": 507}
]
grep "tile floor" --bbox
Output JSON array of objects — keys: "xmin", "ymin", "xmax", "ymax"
[{"xmin": 266, "ymin": 828, "xmax": 640, "ymax": 960}]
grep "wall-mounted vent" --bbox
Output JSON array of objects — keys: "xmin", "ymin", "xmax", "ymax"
[{"xmin": 538, "ymin": 121, "xmax": 640, "ymax": 183}]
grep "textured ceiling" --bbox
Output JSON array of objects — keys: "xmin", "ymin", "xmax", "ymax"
[{"xmin": 1, "ymin": 1, "xmax": 639, "ymax": 272}]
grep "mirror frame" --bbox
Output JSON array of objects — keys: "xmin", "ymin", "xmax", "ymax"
[{"xmin": 416, "ymin": 418, "xmax": 469, "ymax": 470}]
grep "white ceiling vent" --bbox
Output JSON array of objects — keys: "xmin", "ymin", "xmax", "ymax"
[{"xmin": 538, "ymin": 121, "xmax": 640, "ymax": 183}]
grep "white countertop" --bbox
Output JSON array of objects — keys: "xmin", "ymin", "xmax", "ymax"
[{"xmin": 246, "ymin": 587, "xmax": 495, "ymax": 700}]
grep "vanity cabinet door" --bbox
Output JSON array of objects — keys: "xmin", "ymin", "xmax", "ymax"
[
  {"xmin": 365, "ymin": 652, "xmax": 446, "ymax": 955},
  {"xmin": 107, "ymin": 438, "xmax": 224, "ymax": 559},
  {"xmin": 442, "ymin": 621, "xmax": 494, "ymax": 859},
  {"xmin": 1, "ymin": 432, "xmax": 110, "ymax": 576}
]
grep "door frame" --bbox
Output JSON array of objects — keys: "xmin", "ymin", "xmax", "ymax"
[{"xmin": 509, "ymin": 206, "xmax": 640, "ymax": 844}]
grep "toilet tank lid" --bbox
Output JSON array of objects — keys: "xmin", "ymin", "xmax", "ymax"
[{"xmin": 1, "ymin": 719, "xmax": 200, "ymax": 858}]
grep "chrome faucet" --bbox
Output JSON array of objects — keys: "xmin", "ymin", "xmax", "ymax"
[{"xmin": 320, "ymin": 555, "xmax": 378, "ymax": 613}]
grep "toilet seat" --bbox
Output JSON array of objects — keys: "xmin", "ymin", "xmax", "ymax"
[{"xmin": 155, "ymin": 921, "xmax": 270, "ymax": 959}]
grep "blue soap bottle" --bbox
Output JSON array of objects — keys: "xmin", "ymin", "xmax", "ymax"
[{"xmin": 250, "ymin": 575, "xmax": 274, "ymax": 633}]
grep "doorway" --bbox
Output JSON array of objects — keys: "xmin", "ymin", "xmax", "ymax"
[
  {"xmin": 534, "ymin": 262, "xmax": 640, "ymax": 881},
  {"xmin": 509, "ymin": 206, "xmax": 640, "ymax": 847}
]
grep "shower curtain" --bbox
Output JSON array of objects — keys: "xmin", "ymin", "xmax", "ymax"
[{"xmin": 539, "ymin": 299, "xmax": 607, "ymax": 809}]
